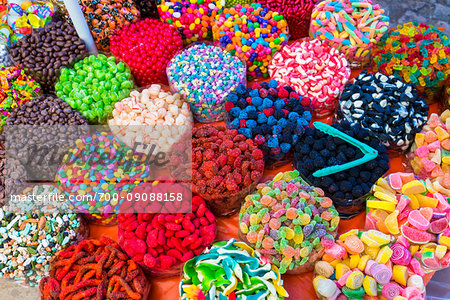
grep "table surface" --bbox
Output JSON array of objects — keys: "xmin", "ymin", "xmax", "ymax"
[{"xmin": 88, "ymin": 68, "xmax": 438, "ymax": 300}]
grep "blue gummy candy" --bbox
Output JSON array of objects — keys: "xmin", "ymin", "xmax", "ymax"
[
  {"xmin": 230, "ymin": 107, "xmax": 241, "ymax": 118},
  {"xmin": 249, "ymin": 89, "xmax": 259, "ymax": 97},
  {"xmin": 228, "ymin": 93, "xmax": 238, "ymax": 103},
  {"xmin": 274, "ymin": 100, "xmax": 285, "ymax": 110},
  {"xmin": 236, "ymin": 84, "xmax": 247, "ymax": 95},
  {"xmin": 303, "ymin": 111, "xmax": 312, "ymax": 122},
  {"xmin": 246, "ymin": 120, "xmax": 257, "ymax": 129},
  {"xmin": 238, "ymin": 128, "xmax": 253, "ymax": 138},
  {"xmin": 238, "ymin": 110, "xmax": 248, "ymax": 119},
  {"xmin": 262, "ymin": 98, "xmax": 273, "ymax": 109},
  {"xmin": 267, "ymin": 115, "xmax": 277, "ymax": 126},
  {"xmin": 245, "ymin": 105, "xmax": 257, "ymax": 113},
  {"xmin": 297, "ymin": 118, "xmax": 309, "ymax": 127},
  {"xmin": 268, "ymin": 136, "xmax": 279, "ymax": 148},
  {"xmin": 257, "ymin": 113, "xmax": 268, "ymax": 123},
  {"xmin": 252, "ymin": 96, "xmax": 263, "ymax": 108},
  {"xmin": 268, "ymin": 80, "xmax": 278, "ymax": 89},
  {"xmin": 277, "ymin": 118, "xmax": 287, "ymax": 128},
  {"xmin": 229, "ymin": 119, "xmax": 240, "ymax": 129},
  {"xmin": 288, "ymin": 112, "xmax": 300, "ymax": 121},
  {"xmin": 280, "ymin": 143, "xmax": 291, "ymax": 153},
  {"xmin": 272, "ymin": 125, "xmax": 282, "ymax": 135}
]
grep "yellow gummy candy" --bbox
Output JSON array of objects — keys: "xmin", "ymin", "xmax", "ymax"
[
  {"xmin": 393, "ymin": 265, "xmax": 408, "ymax": 286},
  {"xmin": 415, "ymin": 133, "xmax": 425, "ymax": 147},
  {"xmin": 358, "ymin": 255, "xmax": 370, "ymax": 271},
  {"xmin": 366, "ymin": 230, "xmax": 392, "ymax": 245},
  {"xmin": 376, "ymin": 246, "xmax": 393, "ymax": 264},
  {"xmin": 385, "ymin": 210, "xmax": 400, "ymax": 235},
  {"xmin": 363, "ymin": 276, "xmax": 377, "ymax": 297},
  {"xmin": 439, "ymin": 236, "xmax": 450, "ymax": 249},
  {"xmin": 408, "ymin": 194, "xmax": 420, "ymax": 210},
  {"xmin": 401, "ymin": 180, "xmax": 427, "ymax": 194},
  {"xmin": 440, "ymin": 109, "xmax": 450, "ymax": 122},
  {"xmin": 374, "ymin": 185, "xmax": 396, "ymax": 197},
  {"xmin": 346, "ymin": 271, "xmax": 364, "ymax": 289},
  {"xmin": 416, "ymin": 194, "xmax": 438, "ymax": 208},
  {"xmin": 285, "ymin": 227, "xmax": 295, "ymax": 240},
  {"xmin": 273, "ymin": 173, "xmax": 284, "ymax": 181},
  {"xmin": 342, "ymin": 258, "xmax": 350, "ymax": 266},
  {"xmin": 329, "ymin": 259, "xmax": 341, "ymax": 268},
  {"xmin": 410, "ymin": 245, "xmax": 420, "ymax": 256},
  {"xmin": 365, "ymin": 246, "xmax": 380, "ymax": 260},
  {"xmin": 435, "ymin": 126, "xmax": 450, "ymax": 141},
  {"xmin": 374, "ymin": 191, "xmax": 398, "ymax": 204},
  {"xmin": 393, "ymin": 297, "xmax": 408, "ymax": 300},
  {"xmin": 443, "ymin": 157, "xmax": 450, "ymax": 164},
  {"xmin": 436, "ymin": 245, "xmax": 447, "ymax": 259},
  {"xmin": 339, "ymin": 229, "xmax": 359, "ymax": 242},
  {"xmin": 293, "ymin": 233, "xmax": 304, "ymax": 244},
  {"xmin": 376, "ymin": 178, "xmax": 397, "ymax": 194},
  {"xmin": 349, "ymin": 254, "xmax": 360, "ymax": 269},
  {"xmin": 367, "ymin": 200, "xmax": 396, "ymax": 212},
  {"xmin": 336, "ymin": 263, "xmax": 351, "ymax": 280}
]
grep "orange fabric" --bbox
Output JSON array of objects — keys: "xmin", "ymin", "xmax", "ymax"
[{"xmin": 89, "ymin": 70, "xmax": 440, "ymax": 299}]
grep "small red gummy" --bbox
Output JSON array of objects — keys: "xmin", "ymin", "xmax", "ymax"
[{"xmin": 224, "ymin": 101, "xmax": 234, "ymax": 111}]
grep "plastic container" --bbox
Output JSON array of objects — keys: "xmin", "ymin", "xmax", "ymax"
[
  {"xmin": 167, "ymin": 42, "xmax": 246, "ymax": 123},
  {"xmin": 238, "ymin": 170, "xmax": 339, "ymax": 274}
]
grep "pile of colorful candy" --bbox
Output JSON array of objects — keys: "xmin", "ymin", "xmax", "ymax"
[
  {"xmin": 269, "ymin": 38, "xmax": 350, "ymax": 117},
  {"xmin": 257, "ymin": 0, "xmax": 316, "ymax": 40},
  {"xmin": 239, "ymin": 170, "xmax": 340, "ymax": 274},
  {"xmin": 55, "ymin": 54, "xmax": 134, "ymax": 124},
  {"xmin": 10, "ymin": 21, "xmax": 88, "ymax": 93},
  {"xmin": 338, "ymin": 70, "xmax": 429, "ymax": 152},
  {"xmin": 79, "ymin": 0, "xmax": 140, "ymax": 51},
  {"xmin": 225, "ymin": 80, "xmax": 312, "ymax": 167},
  {"xmin": 179, "ymin": 239, "xmax": 288, "ymax": 299},
  {"xmin": 213, "ymin": 3, "xmax": 289, "ymax": 79},
  {"xmin": 294, "ymin": 121, "xmax": 389, "ymax": 218},
  {"xmin": 118, "ymin": 196, "xmax": 216, "ymax": 277},
  {"xmin": 366, "ymin": 173, "xmax": 450, "ymax": 271},
  {"xmin": 0, "ymin": 198, "xmax": 88, "ymax": 286},
  {"xmin": 373, "ymin": 22, "xmax": 450, "ymax": 103},
  {"xmin": 310, "ymin": 0, "xmax": 389, "ymax": 67},
  {"xmin": 167, "ymin": 43, "xmax": 245, "ymax": 122},
  {"xmin": 0, "ymin": 64, "xmax": 40, "ymax": 130},
  {"xmin": 56, "ymin": 132, "xmax": 150, "ymax": 225},
  {"xmin": 110, "ymin": 19, "xmax": 183, "ymax": 87},
  {"xmin": 157, "ymin": 0, "xmax": 223, "ymax": 44},
  {"xmin": 313, "ymin": 229, "xmax": 426, "ymax": 300},
  {"xmin": 408, "ymin": 111, "xmax": 450, "ymax": 182},
  {"xmin": 192, "ymin": 125, "xmax": 264, "ymax": 216},
  {"xmin": 40, "ymin": 236, "xmax": 150, "ymax": 299}
]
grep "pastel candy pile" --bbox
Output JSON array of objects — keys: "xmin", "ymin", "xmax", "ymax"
[
  {"xmin": 366, "ymin": 172, "xmax": 450, "ymax": 270},
  {"xmin": 294, "ymin": 121, "xmax": 389, "ymax": 218},
  {"xmin": 239, "ymin": 170, "xmax": 340, "ymax": 274},
  {"xmin": 269, "ymin": 38, "xmax": 350, "ymax": 117},
  {"xmin": 313, "ymin": 229, "xmax": 426, "ymax": 300},
  {"xmin": 213, "ymin": 3, "xmax": 289, "ymax": 79},
  {"xmin": 110, "ymin": 19, "xmax": 183, "ymax": 87},
  {"xmin": 192, "ymin": 125, "xmax": 264, "ymax": 216},
  {"xmin": 55, "ymin": 132, "xmax": 151, "ymax": 225},
  {"xmin": 310, "ymin": 0, "xmax": 389, "ymax": 67},
  {"xmin": 157, "ymin": 0, "xmax": 224, "ymax": 44},
  {"xmin": 179, "ymin": 239, "xmax": 288, "ymax": 299},
  {"xmin": 225, "ymin": 79, "xmax": 312, "ymax": 166},
  {"xmin": 167, "ymin": 43, "xmax": 245, "ymax": 123},
  {"xmin": 372, "ymin": 22, "xmax": 450, "ymax": 103},
  {"xmin": 338, "ymin": 70, "xmax": 428, "ymax": 152},
  {"xmin": 0, "ymin": 64, "xmax": 40, "ymax": 130},
  {"xmin": 118, "ymin": 196, "xmax": 216, "ymax": 277},
  {"xmin": 408, "ymin": 110, "xmax": 450, "ymax": 184},
  {"xmin": 55, "ymin": 54, "xmax": 134, "ymax": 124}
]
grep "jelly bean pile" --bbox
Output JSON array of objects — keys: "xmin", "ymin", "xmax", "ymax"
[
  {"xmin": 118, "ymin": 196, "xmax": 216, "ymax": 277},
  {"xmin": 239, "ymin": 170, "xmax": 340, "ymax": 274},
  {"xmin": 225, "ymin": 79, "xmax": 312, "ymax": 166},
  {"xmin": 366, "ymin": 173, "xmax": 450, "ymax": 271},
  {"xmin": 314, "ymin": 229, "xmax": 426, "ymax": 299}
]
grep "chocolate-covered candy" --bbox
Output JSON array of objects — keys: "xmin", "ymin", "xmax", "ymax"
[
  {"xmin": 10, "ymin": 21, "xmax": 88, "ymax": 93},
  {"xmin": 0, "ymin": 150, "xmax": 27, "ymax": 205}
]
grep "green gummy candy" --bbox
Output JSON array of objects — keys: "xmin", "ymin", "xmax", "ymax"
[{"xmin": 342, "ymin": 286, "xmax": 365, "ymax": 298}]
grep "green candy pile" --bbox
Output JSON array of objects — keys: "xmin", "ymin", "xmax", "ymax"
[
  {"xmin": 55, "ymin": 54, "xmax": 134, "ymax": 124},
  {"xmin": 225, "ymin": 0, "xmax": 253, "ymax": 8}
]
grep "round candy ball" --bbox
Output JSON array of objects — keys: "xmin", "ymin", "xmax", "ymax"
[
  {"xmin": 118, "ymin": 196, "xmax": 216, "ymax": 277},
  {"xmin": 372, "ymin": 22, "xmax": 450, "ymax": 103},
  {"xmin": 213, "ymin": 3, "xmax": 289, "ymax": 80},
  {"xmin": 310, "ymin": 0, "xmax": 389, "ymax": 68},
  {"xmin": 293, "ymin": 121, "xmax": 390, "ymax": 218},
  {"xmin": 239, "ymin": 170, "xmax": 340, "ymax": 274},
  {"xmin": 225, "ymin": 79, "xmax": 312, "ymax": 167},
  {"xmin": 192, "ymin": 124, "xmax": 264, "ymax": 217},
  {"xmin": 180, "ymin": 238, "xmax": 288, "ymax": 299},
  {"xmin": 269, "ymin": 38, "xmax": 350, "ymax": 117},
  {"xmin": 167, "ymin": 43, "xmax": 245, "ymax": 123},
  {"xmin": 79, "ymin": 0, "xmax": 140, "ymax": 51},
  {"xmin": 110, "ymin": 19, "xmax": 183, "ymax": 87},
  {"xmin": 40, "ymin": 236, "xmax": 150, "ymax": 299},
  {"xmin": 337, "ymin": 70, "xmax": 428, "ymax": 152},
  {"xmin": 157, "ymin": 0, "xmax": 223, "ymax": 44},
  {"xmin": 0, "ymin": 64, "xmax": 41, "ymax": 130},
  {"xmin": 257, "ymin": 0, "xmax": 317, "ymax": 40},
  {"xmin": 9, "ymin": 21, "xmax": 88, "ymax": 93},
  {"xmin": 55, "ymin": 54, "xmax": 134, "ymax": 124}
]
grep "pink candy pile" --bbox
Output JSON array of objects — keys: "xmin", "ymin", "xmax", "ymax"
[{"xmin": 268, "ymin": 38, "xmax": 350, "ymax": 117}]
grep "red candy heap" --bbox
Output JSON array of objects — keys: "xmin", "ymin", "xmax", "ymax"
[
  {"xmin": 110, "ymin": 19, "xmax": 183, "ymax": 86},
  {"xmin": 257, "ymin": 0, "xmax": 318, "ymax": 40},
  {"xmin": 118, "ymin": 196, "xmax": 216, "ymax": 277}
]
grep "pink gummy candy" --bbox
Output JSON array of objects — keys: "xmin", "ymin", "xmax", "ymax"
[
  {"xmin": 408, "ymin": 210, "xmax": 430, "ymax": 231},
  {"xmin": 337, "ymin": 270, "xmax": 352, "ymax": 287},
  {"xmin": 409, "ymin": 258, "xmax": 425, "ymax": 277},
  {"xmin": 421, "ymin": 157, "xmax": 436, "ymax": 172},
  {"xmin": 434, "ymin": 193, "xmax": 450, "ymax": 212},
  {"xmin": 427, "ymin": 140, "xmax": 441, "ymax": 152},
  {"xmin": 388, "ymin": 173, "xmax": 403, "ymax": 190},
  {"xmin": 366, "ymin": 214, "xmax": 378, "ymax": 230},
  {"xmin": 441, "ymin": 251, "xmax": 450, "ymax": 267},
  {"xmin": 325, "ymin": 243, "xmax": 346, "ymax": 259},
  {"xmin": 364, "ymin": 260, "xmax": 378, "ymax": 276},
  {"xmin": 390, "ymin": 243, "xmax": 412, "ymax": 266},
  {"xmin": 371, "ymin": 264, "xmax": 392, "ymax": 285},
  {"xmin": 382, "ymin": 283, "xmax": 402, "ymax": 300},
  {"xmin": 397, "ymin": 195, "xmax": 411, "ymax": 213},
  {"xmin": 402, "ymin": 287, "xmax": 422, "ymax": 299},
  {"xmin": 286, "ymin": 182, "xmax": 298, "ymax": 195},
  {"xmin": 396, "ymin": 236, "xmax": 410, "ymax": 248},
  {"xmin": 415, "ymin": 146, "xmax": 430, "ymax": 158}
]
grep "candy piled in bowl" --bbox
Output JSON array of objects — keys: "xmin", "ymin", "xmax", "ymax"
[
  {"xmin": 337, "ymin": 70, "xmax": 428, "ymax": 152},
  {"xmin": 192, "ymin": 124, "xmax": 264, "ymax": 217},
  {"xmin": 179, "ymin": 238, "xmax": 288, "ymax": 299},
  {"xmin": 310, "ymin": 0, "xmax": 389, "ymax": 68},
  {"xmin": 366, "ymin": 173, "xmax": 450, "ymax": 271},
  {"xmin": 313, "ymin": 229, "xmax": 426, "ymax": 300},
  {"xmin": 225, "ymin": 79, "xmax": 312, "ymax": 168},
  {"xmin": 269, "ymin": 38, "xmax": 350, "ymax": 117},
  {"xmin": 118, "ymin": 196, "xmax": 216, "ymax": 277},
  {"xmin": 239, "ymin": 170, "xmax": 340, "ymax": 274}
]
